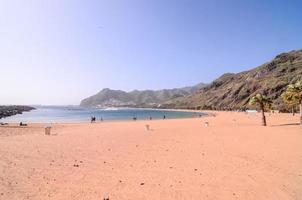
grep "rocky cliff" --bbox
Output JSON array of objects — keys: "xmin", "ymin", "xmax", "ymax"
[{"xmin": 163, "ymin": 50, "xmax": 302, "ymax": 111}]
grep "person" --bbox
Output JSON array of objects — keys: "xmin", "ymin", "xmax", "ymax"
[
  {"xmin": 149, "ymin": 116, "xmax": 152, "ymax": 120},
  {"xmin": 163, "ymin": 115, "xmax": 166, "ymax": 119}
]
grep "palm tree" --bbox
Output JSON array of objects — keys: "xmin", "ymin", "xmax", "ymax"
[
  {"xmin": 282, "ymin": 81, "xmax": 302, "ymax": 125},
  {"xmin": 282, "ymin": 90, "xmax": 298, "ymax": 116},
  {"xmin": 249, "ymin": 94, "xmax": 272, "ymax": 126}
]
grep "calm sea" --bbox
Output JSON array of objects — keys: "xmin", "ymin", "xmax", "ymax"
[{"xmin": 1, "ymin": 106, "xmax": 205, "ymax": 123}]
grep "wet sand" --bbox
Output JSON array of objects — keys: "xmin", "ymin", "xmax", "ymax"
[{"xmin": 0, "ymin": 111, "xmax": 301, "ymax": 199}]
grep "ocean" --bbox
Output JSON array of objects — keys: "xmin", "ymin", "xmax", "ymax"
[{"xmin": 1, "ymin": 106, "xmax": 205, "ymax": 123}]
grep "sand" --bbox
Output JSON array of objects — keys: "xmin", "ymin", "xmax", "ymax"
[{"xmin": 0, "ymin": 111, "xmax": 301, "ymax": 200}]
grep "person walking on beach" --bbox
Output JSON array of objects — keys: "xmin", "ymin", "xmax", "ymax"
[{"xmin": 163, "ymin": 115, "xmax": 166, "ymax": 120}]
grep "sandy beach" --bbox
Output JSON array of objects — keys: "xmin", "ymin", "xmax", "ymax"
[{"xmin": 0, "ymin": 111, "xmax": 301, "ymax": 200}]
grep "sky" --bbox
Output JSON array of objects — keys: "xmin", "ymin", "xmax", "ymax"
[{"xmin": 0, "ymin": 0, "xmax": 301, "ymax": 105}]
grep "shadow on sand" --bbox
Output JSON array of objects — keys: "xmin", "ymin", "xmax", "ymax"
[{"xmin": 271, "ymin": 123, "xmax": 300, "ymax": 127}]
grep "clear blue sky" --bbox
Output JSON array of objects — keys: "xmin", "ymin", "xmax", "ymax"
[{"xmin": 0, "ymin": 0, "xmax": 301, "ymax": 105}]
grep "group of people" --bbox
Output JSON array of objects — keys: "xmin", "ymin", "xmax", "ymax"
[
  {"xmin": 133, "ymin": 115, "xmax": 166, "ymax": 121},
  {"xmin": 19, "ymin": 122, "xmax": 27, "ymax": 126},
  {"xmin": 91, "ymin": 115, "xmax": 167, "ymax": 122},
  {"xmin": 91, "ymin": 116, "xmax": 103, "ymax": 123},
  {"xmin": 90, "ymin": 116, "xmax": 96, "ymax": 123},
  {"xmin": 0, "ymin": 122, "xmax": 27, "ymax": 126}
]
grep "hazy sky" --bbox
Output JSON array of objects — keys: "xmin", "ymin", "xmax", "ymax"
[{"xmin": 0, "ymin": 0, "xmax": 301, "ymax": 105}]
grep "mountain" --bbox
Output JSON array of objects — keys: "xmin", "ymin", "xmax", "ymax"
[
  {"xmin": 162, "ymin": 50, "xmax": 302, "ymax": 111},
  {"xmin": 80, "ymin": 83, "xmax": 206, "ymax": 108},
  {"xmin": 81, "ymin": 50, "xmax": 302, "ymax": 111}
]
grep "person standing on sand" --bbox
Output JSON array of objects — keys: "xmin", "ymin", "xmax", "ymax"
[{"xmin": 163, "ymin": 115, "xmax": 166, "ymax": 119}]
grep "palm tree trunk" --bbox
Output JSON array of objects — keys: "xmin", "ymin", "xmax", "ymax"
[{"xmin": 261, "ymin": 108, "xmax": 267, "ymax": 126}]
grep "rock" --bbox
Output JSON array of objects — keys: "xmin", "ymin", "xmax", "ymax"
[{"xmin": 0, "ymin": 106, "xmax": 35, "ymax": 119}]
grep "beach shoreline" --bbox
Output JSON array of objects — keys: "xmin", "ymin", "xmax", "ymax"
[
  {"xmin": 0, "ymin": 111, "xmax": 301, "ymax": 200},
  {"xmin": 0, "ymin": 108, "xmax": 210, "ymax": 124}
]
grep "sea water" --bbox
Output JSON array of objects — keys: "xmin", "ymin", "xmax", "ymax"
[{"xmin": 1, "ymin": 106, "xmax": 205, "ymax": 123}]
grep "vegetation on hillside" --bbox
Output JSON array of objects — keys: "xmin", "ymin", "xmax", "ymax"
[{"xmin": 163, "ymin": 50, "xmax": 302, "ymax": 111}]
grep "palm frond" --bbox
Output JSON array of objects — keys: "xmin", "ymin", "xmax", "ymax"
[
  {"xmin": 282, "ymin": 80, "xmax": 302, "ymax": 105},
  {"xmin": 249, "ymin": 93, "xmax": 272, "ymax": 107}
]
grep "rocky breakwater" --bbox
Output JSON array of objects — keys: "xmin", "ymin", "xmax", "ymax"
[{"xmin": 0, "ymin": 106, "xmax": 35, "ymax": 119}]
